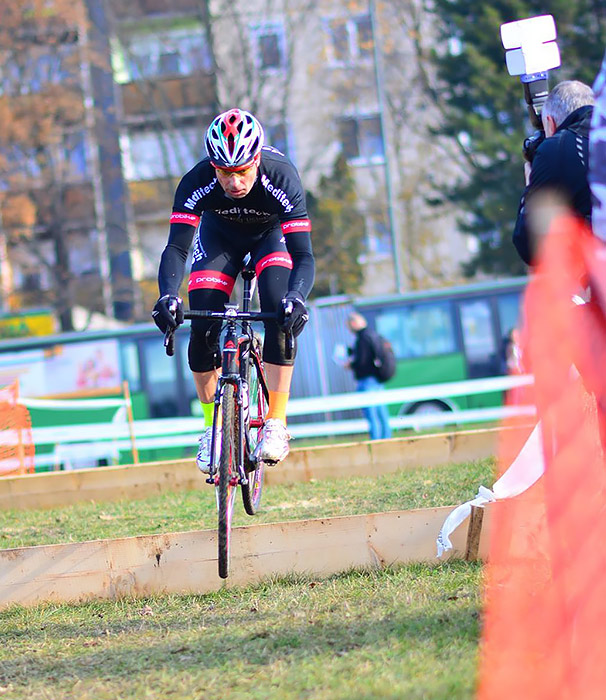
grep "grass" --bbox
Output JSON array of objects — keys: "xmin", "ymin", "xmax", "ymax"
[
  {"xmin": 0, "ymin": 562, "xmax": 482, "ymax": 700},
  {"xmin": 0, "ymin": 458, "xmax": 494, "ymax": 698},
  {"xmin": 0, "ymin": 458, "xmax": 496, "ymax": 549}
]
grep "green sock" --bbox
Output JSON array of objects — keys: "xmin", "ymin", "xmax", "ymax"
[{"xmin": 201, "ymin": 401, "xmax": 214, "ymax": 428}]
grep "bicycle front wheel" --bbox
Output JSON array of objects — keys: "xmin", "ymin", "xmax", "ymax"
[{"xmin": 217, "ymin": 383, "xmax": 238, "ymax": 579}]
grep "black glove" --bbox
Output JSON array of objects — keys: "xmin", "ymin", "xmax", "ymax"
[
  {"xmin": 151, "ymin": 294, "xmax": 184, "ymax": 333},
  {"xmin": 279, "ymin": 291, "xmax": 309, "ymax": 337}
]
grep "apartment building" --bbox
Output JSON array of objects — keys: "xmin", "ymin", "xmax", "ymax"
[
  {"xmin": 113, "ymin": 0, "xmax": 470, "ymax": 298},
  {"xmin": 0, "ymin": 0, "xmax": 471, "ymax": 326},
  {"xmin": 0, "ymin": 0, "xmax": 137, "ymax": 326}
]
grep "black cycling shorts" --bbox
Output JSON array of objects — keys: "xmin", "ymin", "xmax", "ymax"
[{"xmin": 187, "ymin": 217, "xmax": 295, "ymax": 372}]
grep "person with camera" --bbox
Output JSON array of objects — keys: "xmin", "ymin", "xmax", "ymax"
[{"xmin": 513, "ymin": 80, "xmax": 595, "ymax": 266}]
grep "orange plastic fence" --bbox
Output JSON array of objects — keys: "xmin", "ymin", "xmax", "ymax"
[
  {"xmin": 0, "ymin": 380, "xmax": 35, "ymax": 476},
  {"xmin": 478, "ymin": 215, "xmax": 606, "ymax": 699}
]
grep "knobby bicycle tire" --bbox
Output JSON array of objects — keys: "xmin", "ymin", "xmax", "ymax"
[
  {"xmin": 218, "ymin": 383, "xmax": 238, "ymax": 579},
  {"xmin": 241, "ymin": 347, "xmax": 267, "ymax": 515}
]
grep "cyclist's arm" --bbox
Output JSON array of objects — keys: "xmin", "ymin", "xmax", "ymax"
[
  {"xmin": 158, "ymin": 214, "xmax": 200, "ymax": 296},
  {"xmin": 281, "ymin": 219, "xmax": 315, "ymax": 300}
]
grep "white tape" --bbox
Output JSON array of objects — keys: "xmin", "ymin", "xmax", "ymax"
[{"xmin": 436, "ymin": 423, "xmax": 544, "ymax": 557}]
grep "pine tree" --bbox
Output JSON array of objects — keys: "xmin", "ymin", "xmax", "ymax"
[
  {"xmin": 428, "ymin": 0, "xmax": 606, "ymax": 275},
  {"xmin": 306, "ymin": 155, "xmax": 365, "ymax": 298}
]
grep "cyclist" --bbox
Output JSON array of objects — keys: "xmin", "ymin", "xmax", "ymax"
[{"xmin": 152, "ymin": 108, "xmax": 315, "ymax": 470}]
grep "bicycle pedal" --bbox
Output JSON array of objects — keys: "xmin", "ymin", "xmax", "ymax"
[{"xmin": 205, "ymin": 476, "xmax": 214, "ymax": 485}]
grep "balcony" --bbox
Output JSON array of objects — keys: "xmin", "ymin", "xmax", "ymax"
[
  {"xmin": 120, "ymin": 73, "xmax": 216, "ymax": 123},
  {"xmin": 111, "ymin": 0, "xmax": 205, "ymax": 21},
  {"xmin": 1, "ymin": 183, "xmax": 95, "ymax": 233},
  {"xmin": 128, "ymin": 179, "xmax": 176, "ymax": 219}
]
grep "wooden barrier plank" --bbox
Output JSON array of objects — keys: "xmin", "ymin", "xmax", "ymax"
[
  {"xmin": 0, "ymin": 429, "xmax": 504, "ymax": 512},
  {"xmin": 0, "ymin": 506, "xmax": 468, "ymax": 609},
  {"xmin": 274, "ymin": 427, "xmax": 517, "ymax": 485},
  {"xmin": 465, "ymin": 505, "xmax": 485, "ymax": 561}
]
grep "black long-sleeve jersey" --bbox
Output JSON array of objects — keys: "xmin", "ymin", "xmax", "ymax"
[{"xmin": 158, "ymin": 146, "xmax": 315, "ymax": 299}]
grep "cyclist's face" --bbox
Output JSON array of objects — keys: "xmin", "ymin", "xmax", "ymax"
[{"xmin": 213, "ymin": 154, "xmax": 260, "ymax": 198}]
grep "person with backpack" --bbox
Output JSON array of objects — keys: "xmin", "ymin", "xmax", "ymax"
[{"xmin": 346, "ymin": 312, "xmax": 392, "ymax": 441}]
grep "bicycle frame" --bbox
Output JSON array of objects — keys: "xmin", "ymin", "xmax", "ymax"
[
  {"xmin": 163, "ymin": 261, "xmax": 294, "ymax": 577},
  {"xmin": 205, "ymin": 270, "xmax": 271, "ymax": 487}
]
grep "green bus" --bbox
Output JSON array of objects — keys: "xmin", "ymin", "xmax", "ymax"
[
  {"xmin": 291, "ymin": 275, "xmax": 528, "ymax": 420},
  {"xmin": 0, "ymin": 276, "xmax": 527, "ymax": 468}
]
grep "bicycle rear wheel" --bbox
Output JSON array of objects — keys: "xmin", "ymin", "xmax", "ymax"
[
  {"xmin": 217, "ymin": 383, "xmax": 238, "ymax": 579},
  {"xmin": 241, "ymin": 347, "xmax": 268, "ymax": 515}
]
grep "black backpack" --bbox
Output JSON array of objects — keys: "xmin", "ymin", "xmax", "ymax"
[{"xmin": 369, "ymin": 331, "xmax": 396, "ymax": 383}]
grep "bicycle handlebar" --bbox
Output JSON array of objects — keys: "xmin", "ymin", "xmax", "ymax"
[
  {"xmin": 163, "ymin": 308, "xmax": 295, "ymax": 359},
  {"xmin": 184, "ymin": 310, "xmax": 278, "ymax": 321}
]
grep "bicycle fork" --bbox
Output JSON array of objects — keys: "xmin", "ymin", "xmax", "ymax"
[{"xmin": 208, "ymin": 378, "xmax": 251, "ymax": 489}]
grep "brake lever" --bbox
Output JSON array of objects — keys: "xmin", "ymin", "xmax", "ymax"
[
  {"xmin": 283, "ymin": 300, "xmax": 295, "ymax": 360},
  {"xmin": 164, "ymin": 327, "xmax": 175, "ymax": 356},
  {"xmin": 285, "ymin": 330, "xmax": 294, "ymax": 360},
  {"xmin": 164, "ymin": 299, "xmax": 179, "ymax": 357}
]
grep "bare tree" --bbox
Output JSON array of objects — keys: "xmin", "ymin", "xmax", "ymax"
[
  {"xmin": 373, "ymin": 0, "xmax": 469, "ymax": 289},
  {"xmin": 0, "ymin": 0, "xmax": 98, "ymax": 330}
]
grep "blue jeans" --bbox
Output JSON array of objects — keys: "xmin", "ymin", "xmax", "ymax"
[{"xmin": 357, "ymin": 375, "xmax": 392, "ymax": 440}]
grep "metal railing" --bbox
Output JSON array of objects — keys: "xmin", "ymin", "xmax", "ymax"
[{"xmin": 18, "ymin": 374, "xmax": 535, "ymax": 470}]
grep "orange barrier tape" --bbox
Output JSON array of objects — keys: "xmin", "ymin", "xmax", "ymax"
[
  {"xmin": 478, "ymin": 216, "xmax": 606, "ymax": 699},
  {"xmin": 0, "ymin": 380, "xmax": 34, "ymax": 476}
]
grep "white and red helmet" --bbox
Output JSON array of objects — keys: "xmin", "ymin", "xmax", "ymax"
[{"xmin": 205, "ymin": 108, "xmax": 264, "ymax": 170}]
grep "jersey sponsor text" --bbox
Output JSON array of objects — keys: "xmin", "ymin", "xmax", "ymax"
[
  {"xmin": 183, "ymin": 179, "xmax": 218, "ymax": 210},
  {"xmin": 261, "ymin": 173, "xmax": 294, "ymax": 213},
  {"xmin": 281, "ymin": 219, "xmax": 311, "ymax": 234},
  {"xmin": 170, "ymin": 212, "xmax": 200, "ymax": 226},
  {"xmin": 256, "ymin": 253, "xmax": 293, "ymax": 277},
  {"xmin": 188, "ymin": 270, "xmax": 235, "ymax": 294}
]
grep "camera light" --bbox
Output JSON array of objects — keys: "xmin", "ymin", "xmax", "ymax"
[
  {"xmin": 500, "ymin": 14, "xmax": 561, "ymax": 76},
  {"xmin": 500, "ymin": 14, "xmax": 557, "ymax": 50}
]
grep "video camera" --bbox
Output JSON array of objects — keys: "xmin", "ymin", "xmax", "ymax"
[{"xmin": 500, "ymin": 15, "xmax": 561, "ymax": 162}]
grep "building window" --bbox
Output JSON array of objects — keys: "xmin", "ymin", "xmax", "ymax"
[
  {"xmin": 326, "ymin": 14, "xmax": 373, "ymax": 65},
  {"xmin": 2, "ymin": 130, "xmax": 87, "ymax": 185},
  {"xmin": 69, "ymin": 232, "xmax": 99, "ymax": 275},
  {"xmin": 15, "ymin": 264, "xmax": 51, "ymax": 292},
  {"xmin": 1, "ymin": 145, "xmax": 42, "ymax": 183},
  {"xmin": 0, "ymin": 44, "xmax": 76, "ymax": 96},
  {"xmin": 251, "ymin": 23, "xmax": 286, "ymax": 71},
  {"xmin": 62, "ymin": 130, "xmax": 88, "ymax": 181},
  {"xmin": 121, "ymin": 128, "xmax": 201, "ymax": 181},
  {"xmin": 339, "ymin": 115, "xmax": 384, "ymax": 164},
  {"xmin": 264, "ymin": 123, "xmax": 289, "ymax": 157},
  {"xmin": 157, "ymin": 51, "xmax": 181, "ymax": 77},
  {"xmin": 366, "ymin": 219, "xmax": 391, "ymax": 256},
  {"xmin": 113, "ymin": 27, "xmax": 212, "ymax": 83}
]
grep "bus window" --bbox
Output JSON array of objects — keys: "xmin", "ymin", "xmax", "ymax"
[
  {"xmin": 375, "ymin": 301, "xmax": 456, "ymax": 359},
  {"xmin": 179, "ymin": 333, "xmax": 200, "ymax": 415},
  {"xmin": 496, "ymin": 292, "xmax": 523, "ymax": 342},
  {"xmin": 459, "ymin": 299, "xmax": 498, "ymax": 378},
  {"xmin": 140, "ymin": 336, "xmax": 179, "ymax": 418},
  {"xmin": 120, "ymin": 340, "xmax": 141, "ymax": 392}
]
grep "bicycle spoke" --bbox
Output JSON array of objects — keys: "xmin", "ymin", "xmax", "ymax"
[{"xmin": 241, "ymin": 345, "xmax": 267, "ymax": 515}]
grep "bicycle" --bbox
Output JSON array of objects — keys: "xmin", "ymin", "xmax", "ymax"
[{"xmin": 163, "ymin": 257, "xmax": 294, "ymax": 579}]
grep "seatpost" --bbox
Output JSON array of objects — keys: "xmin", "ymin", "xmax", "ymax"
[{"xmin": 241, "ymin": 256, "xmax": 256, "ymax": 314}]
